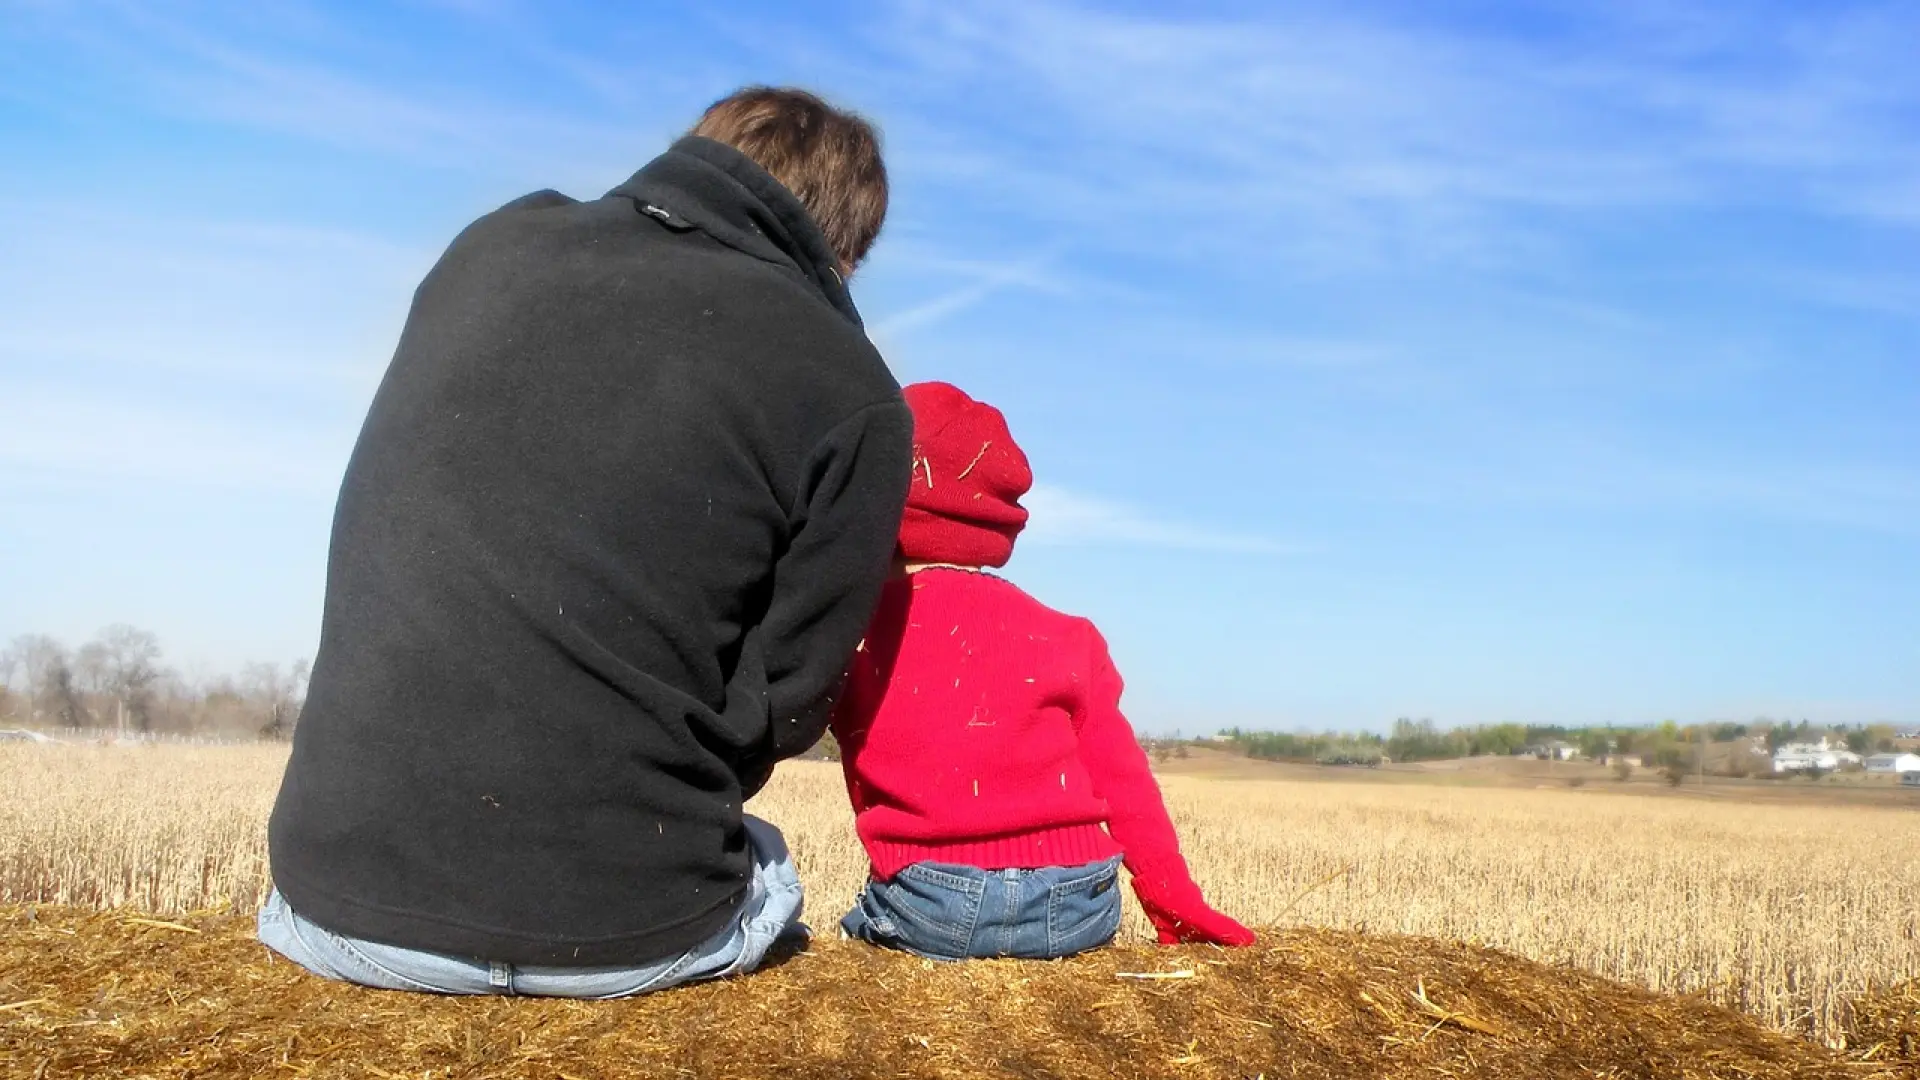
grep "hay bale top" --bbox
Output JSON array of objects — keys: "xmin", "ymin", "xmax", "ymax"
[{"xmin": 0, "ymin": 906, "xmax": 1888, "ymax": 1080}]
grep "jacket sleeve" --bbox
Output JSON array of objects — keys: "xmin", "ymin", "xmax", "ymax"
[{"xmin": 739, "ymin": 398, "xmax": 912, "ymax": 793}]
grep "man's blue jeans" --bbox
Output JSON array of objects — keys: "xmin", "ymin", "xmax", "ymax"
[
  {"xmin": 257, "ymin": 816, "xmax": 805, "ymax": 998},
  {"xmin": 840, "ymin": 857, "xmax": 1123, "ymax": 960}
]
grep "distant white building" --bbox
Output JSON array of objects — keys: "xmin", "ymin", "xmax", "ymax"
[
  {"xmin": 1529, "ymin": 741, "xmax": 1579, "ymax": 761},
  {"xmin": 1772, "ymin": 739, "xmax": 1862, "ymax": 773},
  {"xmin": 1865, "ymin": 752, "xmax": 1920, "ymax": 775}
]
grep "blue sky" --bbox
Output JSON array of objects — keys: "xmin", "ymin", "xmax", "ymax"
[{"xmin": 2, "ymin": 0, "xmax": 1915, "ymax": 731}]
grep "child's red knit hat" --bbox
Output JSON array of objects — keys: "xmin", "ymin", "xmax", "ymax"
[{"xmin": 899, "ymin": 382, "xmax": 1031, "ymax": 568}]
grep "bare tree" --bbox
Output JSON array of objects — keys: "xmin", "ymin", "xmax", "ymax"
[
  {"xmin": 47, "ymin": 656, "xmax": 87, "ymax": 728},
  {"xmin": 9, "ymin": 624, "xmax": 319, "ymax": 738},
  {"xmin": 247, "ymin": 658, "xmax": 311, "ymax": 739},
  {"xmin": 74, "ymin": 641, "xmax": 110, "ymax": 697},
  {"xmin": 0, "ymin": 643, "xmax": 18, "ymax": 720},
  {"xmin": 70, "ymin": 625, "xmax": 164, "ymax": 733},
  {"xmin": 95, "ymin": 625, "xmax": 164, "ymax": 733},
  {"xmin": 291, "ymin": 657, "xmax": 311, "ymax": 719},
  {"xmin": 7, "ymin": 634, "xmax": 69, "ymax": 726}
]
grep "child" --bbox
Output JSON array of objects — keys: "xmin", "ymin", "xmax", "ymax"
[{"xmin": 829, "ymin": 381, "xmax": 1255, "ymax": 960}]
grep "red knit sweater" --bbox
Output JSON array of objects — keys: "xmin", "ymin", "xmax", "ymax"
[{"xmin": 831, "ymin": 568, "xmax": 1190, "ymax": 888}]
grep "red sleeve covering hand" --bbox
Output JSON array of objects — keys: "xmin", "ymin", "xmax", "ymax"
[{"xmin": 1070, "ymin": 625, "xmax": 1256, "ymax": 947}]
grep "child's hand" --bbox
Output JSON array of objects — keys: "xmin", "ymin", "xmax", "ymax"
[{"xmin": 1139, "ymin": 894, "xmax": 1257, "ymax": 947}]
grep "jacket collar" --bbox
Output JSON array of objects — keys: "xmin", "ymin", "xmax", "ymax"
[{"xmin": 608, "ymin": 136, "xmax": 862, "ymax": 328}]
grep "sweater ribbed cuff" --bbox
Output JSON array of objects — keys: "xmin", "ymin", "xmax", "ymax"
[{"xmin": 865, "ymin": 824, "xmax": 1123, "ymax": 881}]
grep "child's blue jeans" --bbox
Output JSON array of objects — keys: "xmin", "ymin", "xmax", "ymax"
[
  {"xmin": 257, "ymin": 815, "xmax": 805, "ymax": 998},
  {"xmin": 840, "ymin": 856, "xmax": 1123, "ymax": 960}
]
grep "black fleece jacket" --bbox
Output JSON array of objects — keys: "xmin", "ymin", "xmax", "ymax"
[{"xmin": 267, "ymin": 137, "xmax": 911, "ymax": 966}]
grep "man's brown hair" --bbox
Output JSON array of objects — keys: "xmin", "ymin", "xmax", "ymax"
[{"xmin": 690, "ymin": 87, "xmax": 888, "ymax": 271}]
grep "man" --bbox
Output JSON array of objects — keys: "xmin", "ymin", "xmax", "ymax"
[{"xmin": 260, "ymin": 87, "xmax": 912, "ymax": 997}]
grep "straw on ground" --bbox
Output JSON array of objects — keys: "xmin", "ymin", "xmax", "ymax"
[{"xmin": 0, "ymin": 905, "xmax": 1893, "ymax": 1080}]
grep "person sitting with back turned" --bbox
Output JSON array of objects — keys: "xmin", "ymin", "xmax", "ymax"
[
  {"xmin": 259, "ymin": 87, "xmax": 913, "ymax": 997},
  {"xmin": 829, "ymin": 382, "xmax": 1256, "ymax": 960}
]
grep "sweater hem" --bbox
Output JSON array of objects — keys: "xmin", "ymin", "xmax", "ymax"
[
  {"xmin": 269, "ymin": 865, "xmax": 743, "ymax": 968},
  {"xmin": 864, "ymin": 825, "xmax": 1123, "ymax": 881}
]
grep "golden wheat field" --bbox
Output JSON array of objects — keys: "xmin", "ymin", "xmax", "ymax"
[{"xmin": 1, "ymin": 744, "xmax": 1914, "ymax": 1046}]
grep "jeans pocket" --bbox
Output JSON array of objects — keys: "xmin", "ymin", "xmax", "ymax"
[
  {"xmin": 868, "ymin": 866, "xmax": 985, "ymax": 960},
  {"xmin": 1045, "ymin": 861, "xmax": 1123, "ymax": 957}
]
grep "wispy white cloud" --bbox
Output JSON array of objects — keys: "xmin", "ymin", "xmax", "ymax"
[
  {"xmin": 1022, "ymin": 484, "xmax": 1294, "ymax": 555},
  {"xmin": 1738, "ymin": 264, "xmax": 1920, "ymax": 321},
  {"xmin": 869, "ymin": 251, "xmax": 1064, "ymax": 340},
  {"xmin": 841, "ymin": 0, "xmax": 1920, "ymax": 277},
  {"xmin": 0, "ymin": 201, "xmax": 414, "ymax": 492},
  {"xmin": 0, "ymin": 201, "xmax": 422, "ymax": 397},
  {"xmin": 1373, "ymin": 437, "xmax": 1920, "ymax": 538},
  {"xmin": 20, "ymin": 0, "xmax": 1920, "ymax": 271},
  {"xmin": 8, "ymin": 2, "xmax": 675, "ymax": 187}
]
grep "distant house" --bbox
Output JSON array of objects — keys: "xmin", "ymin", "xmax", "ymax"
[
  {"xmin": 1865, "ymin": 752, "xmax": 1920, "ymax": 775},
  {"xmin": 1530, "ymin": 741, "xmax": 1579, "ymax": 761},
  {"xmin": 1898, "ymin": 728, "xmax": 1920, "ymax": 740},
  {"xmin": 1773, "ymin": 739, "xmax": 1862, "ymax": 773}
]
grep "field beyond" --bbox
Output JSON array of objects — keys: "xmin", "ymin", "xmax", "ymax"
[{"xmin": 1, "ymin": 743, "xmax": 1916, "ymax": 1060}]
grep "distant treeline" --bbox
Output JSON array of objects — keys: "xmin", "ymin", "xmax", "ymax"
[
  {"xmin": 6, "ymin": 625, "xmax": 1906, "ymax": 761},
  {"xmin": 1, "ymin": 627, "xmax": 307, "ymax": 740},
  {"xmin": 1215, "ymin": 717, "xmax": 1904, "ymax": 767}
]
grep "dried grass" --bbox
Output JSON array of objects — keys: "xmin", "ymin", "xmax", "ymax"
[{"xmin": 0, "ymin": 905, "xmax": 1891, "ymax": 1080}]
